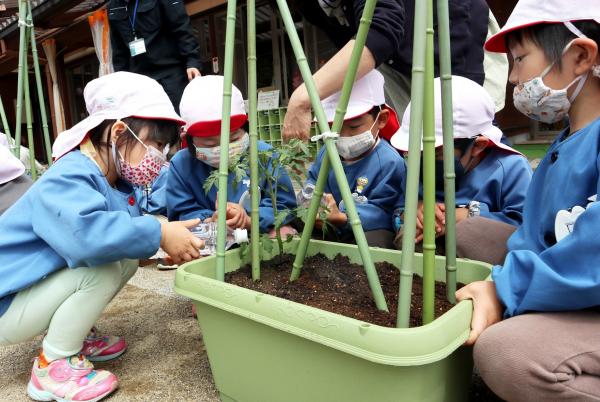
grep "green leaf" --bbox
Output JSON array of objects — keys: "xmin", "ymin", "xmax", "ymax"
[
  {"xmin": 260, "ymin": 233, "xmax": 274, "ymax": 254},
  {"xmin": 273, "ymin": 209, "xmax": 290, "ymax": 229}
]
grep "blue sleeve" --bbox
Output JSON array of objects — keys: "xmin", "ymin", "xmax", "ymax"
[
  {"xmin": 493, "ymin": 200, "xmax": 600, "ymax": 317},
  {"xmin": 258, "ymin": 156, "xmax": 298, "ymax": 231},
  {"xmin": 166, "ymin": 158, "xmax": 213, "ymax": 222},
  {"xmin": 340, "ymin": 157, "xmax": 406, "ymax": 233},
  {"xmin": 31, "ymin": 172, "xmax": 161, "ymax": 267},
  {"xmin": 479, "ymin": 157, "xmax": 532, "ymax": 226},
  {"xmin": 306, "ymin": 148, "xmax": 326, "ymax": 186},
  {"xmin": 136, "ymin": 167, "xmax": 169, "ymax": 215}
]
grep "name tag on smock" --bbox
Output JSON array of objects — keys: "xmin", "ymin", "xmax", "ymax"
[{"xmin": 129, "ymin": 38, "xmax": 146, "ymax": 57}]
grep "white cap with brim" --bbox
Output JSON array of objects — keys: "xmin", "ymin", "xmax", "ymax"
[
  {"xmin": 390, "ymin": 76, "xmax": 520, "ymax": 155},
  {"xmin": 0, "ymin": 143, "xmax": 25, "ymax": 185},
  {"xmin": 52, "ymin": 72, "xmax": 185, "ymax": 160},
  {"xmin": 485, "ymin": 0, "xmax": 600, "ymax": 53},
  {"xmin": 319, "ymin": 70, "xmax": 401, "ymax": 141}
]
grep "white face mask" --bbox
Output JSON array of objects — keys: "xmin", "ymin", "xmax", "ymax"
[
  {"xmin": 336, "ymin": 114, "xmax": 379, "ymax": 160},
  {"xmin": 195, "ymin": 132, "xmax": 249, "ymax": 168},
  {"xmin": 513, "ymin": 39, "xmax": 588, "ymax": 124}
]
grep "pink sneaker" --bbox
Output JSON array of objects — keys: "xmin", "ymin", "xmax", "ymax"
[
  {"xmin": 27, "ymin": 354, "xmax": 118, "ymax": 402},
  {"xmin": 81, "ymin": 328, "xmax": 127, "ymax": 362}
]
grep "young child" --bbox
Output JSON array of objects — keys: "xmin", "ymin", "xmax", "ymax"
[
  {"xmin": 391, "ymin": 76, "xmax": 532, "ymax": 264},
  {"xmin": 302, "ymin": 70, "xmax": 407, "ymax": 249},
  {"xmin": 167, "ymin": 75, "xmax": 297, "ymax": 235},
  {"xmin": 455, "ymin": 2, "xmax": 600, "ymax": 400},
  {"xmin": 0, "ymin": 141, "xmax": 32, "ymax": 215},
  {"xmin": 0, "ymin": 72, "xmax": 204, "ymax": 402}
]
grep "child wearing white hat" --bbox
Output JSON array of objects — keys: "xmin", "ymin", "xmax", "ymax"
[
  {"xmin": 168, "ymin": 75, "xmax": 297, "ymax": 234},
  {"xmin": 453, "ymin": 2, "xmax": 600, "ymax": 400},
  {"xmin": 0, "ymin": 139, "xmax": 32, "ymax": 215},
  {"xmin": 302, "ymin": 70, "xmax": 407, "ymax": 248},
  {"xmin": 391, "ymin": 75, "xmax": 532, "ymax": 264},
  {"xmin": 0, "ymin": 72, "xmax": 204, "ymax": 402}
]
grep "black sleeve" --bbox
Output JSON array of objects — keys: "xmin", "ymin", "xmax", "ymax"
[
  {"xmin": 159, "ymin": 0, "xmax": 202, "ymax": 70},
  {"xmin": 352, "ymin": 0, "xmax": 406, "ymax": 67},
  {"xmin": 108, "ymin": 1, "xmax": 131, "ymax": 72}
]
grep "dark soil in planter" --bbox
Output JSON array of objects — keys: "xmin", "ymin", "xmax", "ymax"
[{"xmin": 226, "ymin": 253, "xmax": 462, "ymax": 328}]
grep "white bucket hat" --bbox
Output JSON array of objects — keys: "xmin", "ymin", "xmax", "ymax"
[
  {"xmin": 179, "ymin": 75, "xmax": 248, "ymax": 142},
  {"xmin": 485, "ymin": 0, "xmax": 600, "ymax": 53},
  {"xmin": 390, "ymin": 76, "xmax": 520, "ymax": 154},
  {"xmin": 52, "ymin": 71, "xmax": 185, "ymax": 160},
  {"xmin": 319, "ymin": 70, "xmax": 401, "ymax": 141},
  {"xmin": 0, "ymin": 141, "xmax": 25, "ymax": 185}
]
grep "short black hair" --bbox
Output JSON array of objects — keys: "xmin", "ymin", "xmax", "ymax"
[{"xmin": 506, "ymin": 21, "xmax": 600, "ymax": 70}]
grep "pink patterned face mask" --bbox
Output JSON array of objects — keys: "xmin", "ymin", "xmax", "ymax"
[{"xmin": 112, "ymin": 125, "xmax": 168, "ymax": 186}]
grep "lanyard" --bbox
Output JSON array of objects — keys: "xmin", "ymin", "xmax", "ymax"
[{"xmin": 128, "ymin": 0, "xmax": 140, "ymax": 38}]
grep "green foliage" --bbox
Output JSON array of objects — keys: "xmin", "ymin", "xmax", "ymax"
[{"xmin": 201, "ymin": 137, "xmax": 316, "ymax": 256}]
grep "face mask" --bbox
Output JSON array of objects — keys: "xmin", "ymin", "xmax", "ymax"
[
  {"xmin": 513, "ymin": 40, "xmax": 588, "ymax": 124},
  {"xmin": 336, "ymin": 113, "xmax": 379, "ymax": 160},
  {"xmin": 112, "ymin": 125, "xmax": 167, "ymax": 186},
  {"xmin": 195, "ymin": 132, "xmax": 250, "ymax": 168}
]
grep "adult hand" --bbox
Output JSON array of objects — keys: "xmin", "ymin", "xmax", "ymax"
[
  {"xmin": 187, "ymin": 67, "xmax": 201, "ymax": 81},
  {"xmin": 282, "ymin": 87, "xmax": 312, "ymax": 142},
  {"xmin": 160, "ymin": 219, "xmax": 204, "ymax": 264},
  {"xmin": 456, "ymin": 281, "xmax": 504, "ymax": 345}
]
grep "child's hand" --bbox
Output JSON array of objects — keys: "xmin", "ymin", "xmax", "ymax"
[
  {"xmin": 268, "ymin": 224, "xmax": 298, "ymax": 239},
  {"xmin": 212, "ymin": 202, "xmax": 251, "ymax": 230},
  {"xmin": 415, "ymin": 202, "xmax": 446, "ymax": 243},
  {"xmin": 456, "ymin": 281, "xmax": 503, "ymax": 345},
  {"xmin": 323, "ymin": 193, "xmax": 348, "ymax": 227},
  {"xmin": 455, "ymin": 207, "xmax": 469, "ymax": 223},
  {"xmin": 160, "ymin": 219, "xmax": 205, "ymax": 264}
]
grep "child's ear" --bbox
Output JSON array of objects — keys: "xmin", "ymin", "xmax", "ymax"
[
  {"xmin": 110, "ymin": 120, "xmax": 128, "ymax": 144},
  {"xmin": 572, "ymin": 38, "xmax": 598, "ymax": 76},
  {"xmin": 377, "ymin": 108, "xmax": 390, "ymax": 130},
  {"xmin": 471, "ymin": 136, "xmax": 490, "ymax": 156}
]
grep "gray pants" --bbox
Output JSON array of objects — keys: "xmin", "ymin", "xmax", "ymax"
[
  {"xmin": 377, "ymin": 64, "xmax": 412, "ymax": 118},
  {"xmin": 394, "ymin": 216, "xmax": 517, "ymax": 266},
  {"xmin": 475, "ymin": 311, "xmax": 600, "ymax": 401},
  {"xmin": 0, "ymin": 174, "xmax": 32, "ymax": 216}
]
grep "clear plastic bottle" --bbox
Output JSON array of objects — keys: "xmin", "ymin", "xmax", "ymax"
[
  {"xmin": 191, "ymin": 222, "xmax": 249, "ymax": 256},
  {"xmin": 296, "ymin": 183, "xmax": 327, "ymax": 208}
]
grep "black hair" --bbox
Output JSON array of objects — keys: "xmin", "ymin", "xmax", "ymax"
[
  {"xmin": 368, "ymin": 104, "xmax": 386, "ymax": 119},
  {"xmin": 506, "ymin": 20, "xmax": 600, "ymax": 70},
  {"xmin": 88, "ymin": 117, "xmax": 180, "ymax": 175}
]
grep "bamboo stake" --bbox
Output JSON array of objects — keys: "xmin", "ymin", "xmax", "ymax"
[
  {"xmin": 396, "ymin": 0, "xmax": 428, "ymax": 328},
  {"xmin": 421, "ymin": 0, "xmax": 436, "ymax": 325},
  {"xmin": 215, "ymin": 0, "xmax": 238, "ymax": 281},
  {"xmin": 23, "ymin": 28, "xmax": 36, "ymax": 181},
  {"xmin": 14, "ymin": 0, "xmax": 27, "ymax": 158},
  {"xmin": 247, "ymin": 0, "xmax": 261, "ymax": 280},
  {"xmin": 27, "ymin": 1, "xmax": 52, "ymax": 166},
  {"xmin": 437, "ymin": 0, "xmax": 457, "ymax": 304},
  {"xmin": 278, "ymin": 0, "xmax": 388, "ymax": 312}
]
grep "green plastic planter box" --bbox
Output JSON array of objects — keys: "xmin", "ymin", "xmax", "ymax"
[{"xmin": 175, "ymin": 239, "xmax": 491, "ymax": 402}]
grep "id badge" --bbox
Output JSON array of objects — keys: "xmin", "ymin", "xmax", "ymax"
[{"xmin": 129, "ymin": 37, "xmax": 146, "ymax": 57}]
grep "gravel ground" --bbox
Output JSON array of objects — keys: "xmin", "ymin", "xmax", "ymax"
[{"xmin": 0, "ymin": 266, "xmax": 219, "ymax": 402}]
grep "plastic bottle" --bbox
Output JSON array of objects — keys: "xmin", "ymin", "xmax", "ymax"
[
  {"xmin": 296, "ymin": 183, "xmax": 327, "ymax": 208},
  {"xmin": 191, "ymin": 222, "xmax": 249, "ymax": 256}
]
